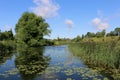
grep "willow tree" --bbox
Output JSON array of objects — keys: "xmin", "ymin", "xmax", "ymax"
[{"xmin": 15, "ymin": 12, "xmax": 51, "ymax": 47}]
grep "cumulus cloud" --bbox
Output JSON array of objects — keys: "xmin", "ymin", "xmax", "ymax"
[
  {"xmin": 31, "ymin": 0, "xmax": 60, "ymax": 18},
  {"xmin": 92, "ymin": 17, "xmax": 109, "ymax": 30},
  {"xmin": 65, "ymin": 19, "xmax": 74, "ymax": 29},
  {"xmin": 92, "ymin": 10, "xmax": 110, "ymax": 30}
]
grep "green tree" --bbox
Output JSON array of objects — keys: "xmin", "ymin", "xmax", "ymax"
[
  {"xmin": 114, "ymin": 27, "xmax": 120, "ymax": 36},
  {"xmin": 0, "ymin": 29, "xmax": 14, "ymax": 41},
  {"xmin": 81, "ymin": 34, "xmax": 84, "ymax": 39},
  {"xmin": 15, "ymin": 12, "xmax": 51, "ymax": 47},
  {"xmin": 96, "ymin": 30, "xmax": 106, "ymax": 38},
  {"xmin": 73, "ymin": 35, "xmax": 81, "ymax": 42},
  {"xmin": 106, "ymin": 31, "xmax": 115, "ymax": 36},
  {"xmin": 85, "ymin": 32, "xmax": 96, "ymax": 38},
  {"xmin": 101, "ymin": 29, "xmax": 106, "ymax": 37}
]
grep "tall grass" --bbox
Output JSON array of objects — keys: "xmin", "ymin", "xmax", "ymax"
[{"xmin": 69, "ymin": 39, "xmax": 120, "ymax": 78}]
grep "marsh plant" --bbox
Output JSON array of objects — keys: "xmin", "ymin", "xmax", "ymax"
[{"xmin": 69, "ymin": 39, "xmax": 120, "ymax": 79}]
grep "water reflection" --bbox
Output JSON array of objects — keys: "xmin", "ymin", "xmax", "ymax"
[
  {"xmin": 15, "ymin": 47, "xmax": 51, "ymax": 80},
  {"xmin": 0, "ymin": 43, "xmax": 13, "ymax": 65}
]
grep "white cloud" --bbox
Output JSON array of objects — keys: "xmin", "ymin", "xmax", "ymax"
[
  {"xmin": 92, "ymin": 17, "xmax": 109, "ymax": 30},
  {"xmin": 92, "ymin": 10, "xmax": 110, "ymax": 30},
  {"xmin": 31, "ymin": 0, "xmax": 60, "ymax": 18},
  {"xmin": 65, "ymin": 19, "xmax": 74, "ymax": 28},
  {"xmin": 92, "ymin": 18, "xmax": 101, "ymax": 26}
]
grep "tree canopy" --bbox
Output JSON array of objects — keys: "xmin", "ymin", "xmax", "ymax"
[
  {"xmin": 72, "ymin": 35, "xmax": 81, "ymax": 42},
  {"xmin": 15, "ymin": 12, "xmax": 51, "ymax": 47},
  {"xmin": 0, "ymin": 29, "xmax": 14, "ymax": 41},
  {"xmin": 114, "ymin": 27, "xmax": 120, "ymax": 36}
]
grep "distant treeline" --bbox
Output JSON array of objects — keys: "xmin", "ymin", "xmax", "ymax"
[
  {"xmin": 0, "ymin": 29, "xmax": 14, "ymax": 41},
  {"xmin": 72, "ymin": 27, "xmax": 120, "ymax": 42},
  {"xmin": 0, "ymin": 29, "xmax": 15, "ymax": 53}
]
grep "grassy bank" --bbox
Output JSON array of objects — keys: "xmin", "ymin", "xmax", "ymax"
[{"xmin": 69, "ymin": 37, "xmax": 120, "ymax": 79}]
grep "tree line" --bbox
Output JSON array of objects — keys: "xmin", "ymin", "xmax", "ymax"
[
  {"xmin": 72, "ymin": 28, "xmax": 120, "ymax": 42},
  {"xmin": 0, "ymin": 29, "xmax": 14, "ymax": 41}
]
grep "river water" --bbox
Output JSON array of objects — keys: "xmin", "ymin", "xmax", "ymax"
[{"xmin": 0, "ymin": 45, "xmax": 109, "ymax": 80}]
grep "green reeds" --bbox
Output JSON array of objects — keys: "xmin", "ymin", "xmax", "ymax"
[{"xmin": 69, "ymin": 39, "xmax": 120, "ymax": 79}]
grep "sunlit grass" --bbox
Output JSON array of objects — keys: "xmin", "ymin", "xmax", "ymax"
[{"xmin": 69, "ymin": 37, "xmax": 120, "ymax": 79}]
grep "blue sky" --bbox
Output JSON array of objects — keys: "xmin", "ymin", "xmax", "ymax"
[{"xmin": 0, "ymin": 0, "xmax": 120, "ymax": 39}]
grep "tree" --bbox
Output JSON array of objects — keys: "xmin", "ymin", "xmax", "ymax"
[
  {"xmin": 15, "ymin": 12, "xmax": 51, "ymax": 47},
  {"xmin": 114, "ymin": 27, "xmax": 120, "ymax": 36},
  {"xmin": 0, "ymin": 29, "xmax": 14, "ymax": 41},
  {"xmin": 85, "ymin": 32, "xmax": 96, "ymax": 38},
  {"xmin": 101, "ymin": 29, "xmax": 106, "ymax": 37},
  {"xmin": 96, "ymin": 30, "xmax": 106, "ymax": 38},
  {"xmin": 106, "ymin": 31, "xmax": 115, "ymax": 36},
  {"xmin": 73, "ymin": 35, "xmax": 81, "ymax": 42},
  {"xmin": 82, "ymin": 34, "xmax": 85, "ymax": 39}
]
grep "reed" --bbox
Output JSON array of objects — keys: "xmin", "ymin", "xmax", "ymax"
[{"xmin": 69, "ymin": 39, "xmax": 120, "ymax": 78}]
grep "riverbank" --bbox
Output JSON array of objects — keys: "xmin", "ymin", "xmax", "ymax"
[{"xmin": 69, "ymin": 38, "xmax": 120, "ymax": 79}]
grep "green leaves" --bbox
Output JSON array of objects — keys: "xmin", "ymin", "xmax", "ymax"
[
  {"xmin": 15, "ymin": 12, "xmax": 51, "ymax": 47},
  {"xmin": 69, "ymin": 40, "xmax": 120, "ymax": 78},
  {"xmin": 0, "ymin": 30, "xmax": 14, "ymax": 41}
]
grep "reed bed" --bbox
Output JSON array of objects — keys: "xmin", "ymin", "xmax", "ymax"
[{"xmin": 69, "ymin": 39, "xmax": 120, "ymax": 79}]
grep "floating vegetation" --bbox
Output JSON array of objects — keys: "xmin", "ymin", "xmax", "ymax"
[
  {"xmin": 15, "ymin": 47, "xmax": 51, "ymax": 76},
  {"xmin": 103, "ymin": 77, "xmax": 109, "ymax": 80},
  {"xmin": 0, "ymin": 62, "xmax": 106, "ymax": 79},
  {"xmin": 5, "ymin": 68, "xmax": 19, "ymax": 75},
  {"xmin": 66, "ymin": 78, "xmax": 72, "ymax": 80},
  {"xmin": 63, "ymin": 69, "xmax": 74, "ymax": 76},
  {"xmin": 0, "ymin": 68, "xmax": 19, "ymax": 78},
  {"xmin": 41, "ymin": 63, "xmax": 107, "ymax": 80}
]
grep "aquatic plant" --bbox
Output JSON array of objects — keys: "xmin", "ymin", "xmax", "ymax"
[{"xmin": 69, "ymin": 39, "xmax": 120, "ymax": 79}]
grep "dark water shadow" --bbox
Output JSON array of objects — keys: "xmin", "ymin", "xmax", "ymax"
[{"xmin": 15, "ymin": 46, "xmax": 51, "ymax": 80}]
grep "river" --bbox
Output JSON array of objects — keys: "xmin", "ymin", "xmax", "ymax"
[{"xmin": 0, "ymin": 45, "xmax": 109, "ymax": 80}]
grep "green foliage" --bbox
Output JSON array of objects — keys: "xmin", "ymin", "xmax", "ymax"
[
  {"xmin": 86, "ymin": 32, "xmax": 96, "ymax": 38},
  {"xmin": 0, "ymin": 29, "xmax": 14, "ymax": 41},
  {"xmin": 82, "ymin": 34, "xmax": 85, "ymax": 39},
  {"xmin": 106, "ymin": 27, "xmax": 120, "ymax": 36},
  {"xmin": 96, "ymin": 30, "xmax": 106, "ymax": 38},
  {"xmin": 0, "ymin": 41, "xmax": 14, "ymax": 64},
  {"xmin": 0, "ymin": 40, "xmax": 15, "ymax": 53},
  {"xmin": 0, "ymin": 30, "xmax": 15, "ymax": 64},
  {"xmin": 15, "ymin": 12, "xmax": 51, "ymax": 47},
  {"xmin": 114, "ymin": 27, "xmax": 120, "ymax": 36},
  {"xmin": 106, "ymin": 31, "xmax": 115, "ymax": 36},
  {"xmin": 69, "ymin": 39, "xmax": 120, "ymax": 79},
  {"xmin": 72, "ymin": 35, "xmax": 81, "ymax": 42}
]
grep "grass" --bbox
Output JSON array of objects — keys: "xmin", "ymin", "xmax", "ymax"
[{"xmin": 69, "ymin": 37, "xmax": 120, "ymax": 79}]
